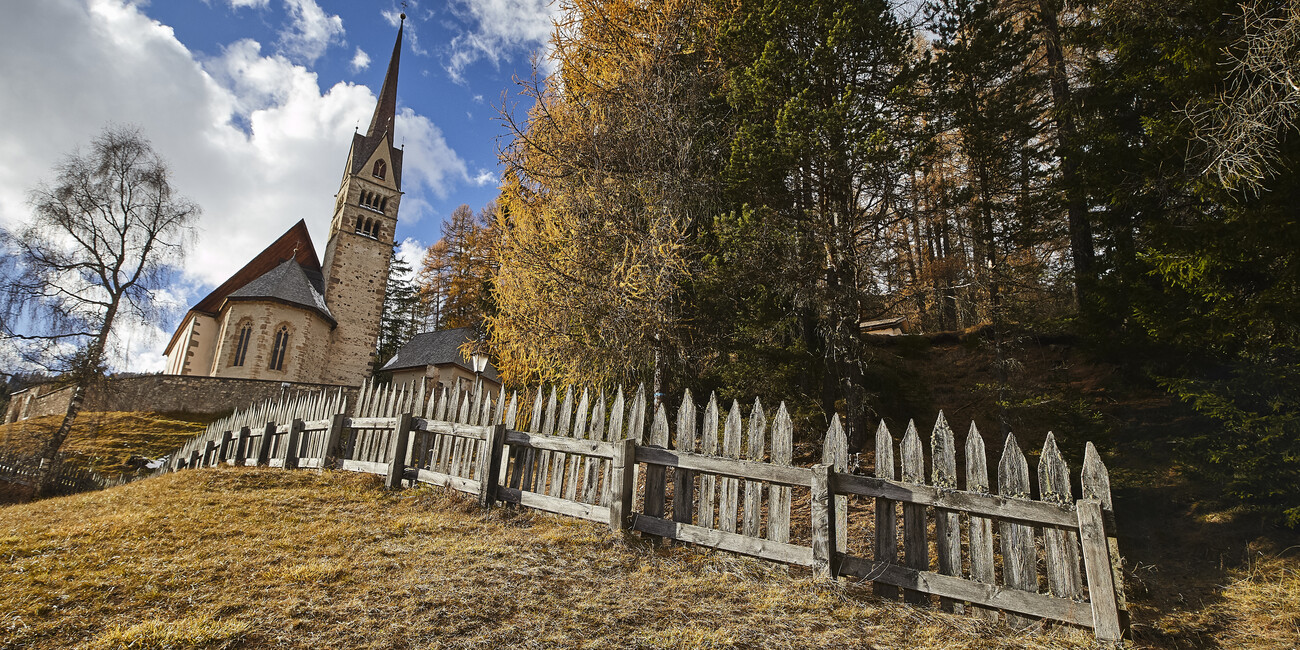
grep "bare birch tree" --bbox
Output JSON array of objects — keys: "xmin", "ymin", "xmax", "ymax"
[{"xmin": 0, "ymin": 126, "xmax": 198, "ymax": 496}]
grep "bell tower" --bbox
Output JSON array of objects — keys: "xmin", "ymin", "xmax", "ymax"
[{"xmin": 320, "ymin": 15, "xmax": 406, "ymax": 384}]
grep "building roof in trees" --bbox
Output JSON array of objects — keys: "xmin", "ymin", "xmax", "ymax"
[
  {"xmin": 226, "ymin": 257, "xmax": 334, "ymax": 325},
  {"xmin": 380, "ymin": 327, "xmax": 499, "ymax": 381}
]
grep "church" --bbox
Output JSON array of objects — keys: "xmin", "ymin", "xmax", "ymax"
[{"xmin": 163, "ymin": 18, "xmax": 408, "ymax": 386}]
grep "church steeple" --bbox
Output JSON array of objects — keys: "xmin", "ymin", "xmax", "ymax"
[
  {"xmin": 318, "ymin": 15, "xmax": 407, "ymax": 384},
  {"xmin": 365, "ymin": 14, "xmax": 403, "ymax": 141}
]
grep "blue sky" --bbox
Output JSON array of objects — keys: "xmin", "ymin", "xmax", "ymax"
[{"xmin": 0, "ymin": 0, "xmax": 557, "ymax": 371}]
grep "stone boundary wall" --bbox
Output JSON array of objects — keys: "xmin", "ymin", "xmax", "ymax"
[{"xmin": 4, "ymin": 375, "xmax": 359, "ymax": 424}]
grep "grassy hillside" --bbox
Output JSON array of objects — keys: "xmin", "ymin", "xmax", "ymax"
[
  {"xmin": 0, "ymin": 467, "xmax": 1112, "ymax": 650},
  {"xmin": 1, "ymin": 468, "xmax": 1294, "ymax": 649},
  {"xmin": 0, "ymin": 411, "xmax": 207, "ymax": 476}
]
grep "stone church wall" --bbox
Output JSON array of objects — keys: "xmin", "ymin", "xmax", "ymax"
[{"xmin": 4, "ymin": 375, "xmax": 359, "ymax": 424}]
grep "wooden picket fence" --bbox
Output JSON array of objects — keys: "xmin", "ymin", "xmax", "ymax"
[
  {"xmin": 0, "ymin": 449, "xmax": 107, "ymax": 495},
  {"xmin": 168, "ymin": 379, "xmax": 1129, "ymax": 643}
]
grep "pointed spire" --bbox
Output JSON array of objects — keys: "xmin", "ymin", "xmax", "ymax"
[{"xmin": 366, "ymin": 15, "xmax": 404, "ymax": 141}]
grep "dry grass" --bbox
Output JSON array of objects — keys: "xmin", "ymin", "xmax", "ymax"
[
  {"xmin": 0, "ymin": 411, "xmax": 206, "ymax": 476},
  {"xmin": 0, "ymin": 468, "xmax": 1108, "ymax": 649}
]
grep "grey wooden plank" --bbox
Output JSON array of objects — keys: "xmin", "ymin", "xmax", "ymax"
[
  {"xmin": 607, "ymin": 438, "xmax": 636, "ymax": 533},
  {"xmin": 341, "ymin": 459, "xmax": 388, "ymax": 474},
  {"xmin": 414, "ymin": 467, "xmax": 481, "ymax": 495},
  {"xmin": 822, "ymin": 414, "xmax": 848, "ymax": 551},
  {"xmin": 496, "ymin": 486, "xmax": 612, "ymax": 524},
  {"xmin": 743, "ymin": 399, "xmax": 767, "ymax": 538},
  {"xmin": 931, "ymin": 412, "xmax": 963, "ymax": 613},
  {"xmin": 1083, "ymin": 442, "xmax": 1129, "ymax": 628},
  {"xmin": 998, "ymin": 432, "xmax": 1040, "ymax": 628},
  {"xmin": 697, "ymin": 393, "xmax": 719, "ymax": 529},
  {"xmin": 900, "ymin": 420, "xmax": 929, "ymax": 604},
  {"xmin": 502, "ymin": 431, "xmax": 616, "ymax": 457},
  {"xmin": 344, "ymin": 417, "xmax": 401, "ymax": 430},
  {"xmin": 834, "ymin": 472, "xmax": 1079, "ymax": 528},
  {"xmin": 1077, "ymin": 499, "xmax": 1124, "ymax": 642},
  {"xmin": 837, "ymin": 555, "xmax": 1094, "ymax": 627},
  {"xmin": 811, "ymin": 464, "xmax": 836, "ymax": 579},
  {"xmin": 1039, "ymin": 432, "xmax": 1084, "ymax": 601},
  {"xmin": 674, "ymin": 389, "xmax": 697, "ymax": 526},
  {"xmin": 644, "ymin": 403, "xmax": 671, "ymax": 538},
  {"xmin": 633, "ymin": 514, "xmax": 814, "ymax": 567},
  {"xmin": 634, "ymin": 446, "xmax": 812, "ymax": 486},
  {"xmin": 768, "ymin": 402, "xmax": 794, "ymax": 544},
  {"xmin": 874, "ymin": 420, "xmax": 899, "ymax": 599},
  {"xmin": 719, "ymin": 401, "xmax": 743, "ymax": 533},
  {"xmin": 965, "ymin": 421, "xmax": 998, "ymax": 622}
]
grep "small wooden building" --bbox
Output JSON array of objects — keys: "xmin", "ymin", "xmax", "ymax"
[{"xmin": 379, "ymin": 327, "xmax": 502, "ymax": 395}]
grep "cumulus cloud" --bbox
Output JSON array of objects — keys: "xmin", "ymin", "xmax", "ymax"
[
  {"xmin": 278, "ymin": 0, "xmax": 344, "ymax": 64},
  {"xmin": 0, "ymin": 0, "xmax": 469, "ymax": 371},
  {"xmin": 394, "ymin": 237, "xmax": 426, "ymax": 281},
  {"xmin": 471, "ymin": 169, "xmax": 495, "ymax": 187},
  {"xmin": 226, "ymin": 0, "xmax": 270, "ymax": 7},
  {"xmin": 350, "ymin": 46, "xmax": 370, "ymax": 72},
  {"xmin": 445, "ymin": 0, "xmax": 556, "ymax": 82}
]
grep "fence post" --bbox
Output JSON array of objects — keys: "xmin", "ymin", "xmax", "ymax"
[
  {"xmin": 811, "ymin": 463, "xmax": 838, "ymax": 580},
  {"xmin": 386, "ymin": 413, "xmax": 413, "ymax": 489},
  {"xmin": 235, "ymin": 426, "xmax": 251, "ymax": 467},
  {"xmin": 478, "ymin": 424, "xmax": 507, "ymax": 509},
  {"xmin": 189, "ymin": 449, "xmax": 200, "ymax": 469},
  {"xmin": 608, "ymin": 438, "xmax": 636, "ymax": 535},
  {"xmin": 203, "ymin": 439, "xmax": 217, "ymax": 467},
  {"xmin": 322, "ymin": 413, "xmax": 347, "ymax": 468},
  {"xmin": 257, "ymin": 422, "xmax": 275, "ymax": 466},
  {"xmin": 218, "ymin": 431, "xmax": 233, "ymax": 465},
  {"xmin": 1077, "ymin": 499, "xmax": 1123, "ymax": 643},
  {"xmin": 284, "ymin": 419, "xmax": 305, "ymax": 470}
]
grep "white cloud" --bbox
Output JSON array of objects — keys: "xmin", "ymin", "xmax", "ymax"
[
  {"xmin": 350, "ymin": 46, "xmax": 370, "ymax": 72},
  {"xmin": 471, "ymin": 169, "xmax": 496, "ymax": 187},
  {"xmin": 226, "ymin": 0, "xmax": 270, "ymax": 8},
  {"xmin": 394, "ymin": 237, "xmax": 426, "ymax": 280},
  {"xmin": 0, "ymin": 0, "xmax": 469, "ymax": 372},
  {"xmin": 445, "ymin": 0, "xmax": 556, "ymax": 82},
  {"xmin": 278, "ymin": 0, "xmax": 344, "ymax": 64}
]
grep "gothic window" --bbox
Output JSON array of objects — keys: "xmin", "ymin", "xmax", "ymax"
[
  {"xmin": 231, "ymin": 320, "xmax": 253, "ymax": 367},
  {"xmin": 372, "ymin": 159, "xmax": 387, "ymax": 179},
  {"xmin": 269, "ymin": 325, "xmax": 289, "ymax": 371}
]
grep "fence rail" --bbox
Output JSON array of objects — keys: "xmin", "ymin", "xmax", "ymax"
[
  {"xmin": 0, "ymin": 449, "xmax": 111, "ymax": 495},
  {"xmin": 167, "ymin": 378, "xmax": 1129, "ymax": 643}
]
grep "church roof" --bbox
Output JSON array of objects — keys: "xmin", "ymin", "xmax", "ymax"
[
  {"xmin": 380, "ymin": 327, "xmax": 500, "ymax": 382},
  {"xmin": 162, "ymin": 220, "xmax": 323, "ymax": 357},
  {"xmin": 227, "ymin": 257, "xmax": 335, "ymax": 325},
  {"xmin": 349, "ymin": 16, "xmax": 405, "ymax": 189}
]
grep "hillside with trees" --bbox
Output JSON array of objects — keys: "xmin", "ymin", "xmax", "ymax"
[{"xmin": 430, "ymin": 0, "xmax": 1300, "ymax": 527}]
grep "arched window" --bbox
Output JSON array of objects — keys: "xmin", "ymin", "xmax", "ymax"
[
  {"xmin": 269, "ymin": 325, "xmax": 289, "ymax": 371},
  {"xmin": 231, "ymin": 320, "xmax": 253, "ymax": 367},
  {"xmin": 354, "ymin": 216, "xmax": 364, "ymax": 233},
  {"xmin": 371, "ymin": 221, "xmax": 381, "ymax": 238},
  {"xmin": 380, "ymin": 197, "xmax": 388, "ymax": 212},
  {"xmin": 373, "ymin": 159, "xmax": 387, "ymax": 179}
]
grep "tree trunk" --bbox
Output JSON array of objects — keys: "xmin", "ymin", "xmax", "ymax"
[
  {"xmin": 33, "ymin": 300, "xmax": 117, "ymax": 497},
  {"xmin": 1039, "ymin": 0, "xmax": 1095, "ymax": 314}
]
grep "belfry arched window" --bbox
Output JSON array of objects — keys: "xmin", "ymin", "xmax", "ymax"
[
  {"xmin": 354, "ymin": 216, "xmax": 364, "ymax": 234},
  {"xmin": 231, "ymin": 320, "xmax": 253, "ymax": 367},
  {"xmin": 269, "ymin": 325, "xmax": 289, "ymax": 371},
  {"xmin": 372, "ymin": 159, "xmax": 387, "ymax": 179}
]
